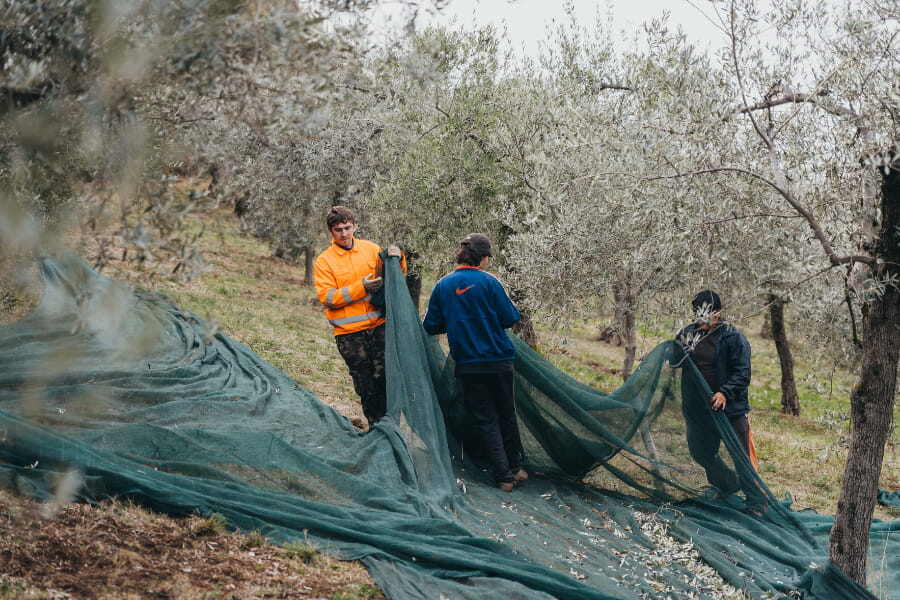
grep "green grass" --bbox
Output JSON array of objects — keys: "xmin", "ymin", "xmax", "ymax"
[
  {"xmin": 189, "ymin": 512, "xmax": 229, "ymax": 537},
  {"xmin": 152, "ymin": 223, "xmax": 362, "ymax": 420},
  {"xmin": 282, "ymin": 540, "xmax": 319, "ymax": 563},
  {"xmin": 331, "ymin": 584, "xmax": 383, "ymax": 600}
]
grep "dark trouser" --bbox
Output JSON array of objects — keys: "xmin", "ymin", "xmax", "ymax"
[
  {"xmin": 335, "ymin": 324, "xmax": 386, "ymax": 424},
  {"xmin": 459, "ymin": 371, "xmax": 524, "ymax": 484},
  {"xmin": 685, "ymin": 411, "xmax": 766, "ymax": 507}
]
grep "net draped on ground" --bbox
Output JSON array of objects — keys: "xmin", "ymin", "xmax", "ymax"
[
  {"xmin": 879, "ymin": 490, "xmax": 900, "ymax": 509},
  {"xmin": 0, "ymin": 254, "xmax": 897, "ymax": 599}
]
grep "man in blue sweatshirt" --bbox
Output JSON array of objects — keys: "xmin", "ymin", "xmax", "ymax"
[{"xmin": 423, "ymin": 233, "xmax": 527, "ymax": 492}]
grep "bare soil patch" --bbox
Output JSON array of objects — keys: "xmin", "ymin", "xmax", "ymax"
[{"xmin": 0, "ymin": 490, "xmax": 382, "ymax": 600}]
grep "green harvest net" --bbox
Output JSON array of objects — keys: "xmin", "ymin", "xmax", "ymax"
[
  {"xmin": 879, "ymin": 490, "xmax": 900, "ymax": 510},
  {"xmin": 0, "ymin": 253, "xmax": 897, "ymax": 599}
]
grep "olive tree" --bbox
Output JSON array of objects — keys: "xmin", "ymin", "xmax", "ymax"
[
  {"xmin": 0, "ymin": 0, "xmax": 436, "ymax": 290},
  {"xmin": 0, "ymin": 0, "xmax": 216, "ymax": 280},
  {"xmin": 634, "ymin": 0, "xmax": 899, "ymax": 584},
  {"xmin": 359, "ymin": 25, "xmax": 552, "ymax": 341}
]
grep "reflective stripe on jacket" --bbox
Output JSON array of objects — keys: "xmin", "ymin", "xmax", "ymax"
[{"xmin": 313, "ymin": 238, "xmax": 405, "ymax": 336}]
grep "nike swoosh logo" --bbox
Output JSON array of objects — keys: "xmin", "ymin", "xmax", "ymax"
[{"xmin": 455, "ymin": 285, "xmax": 475, "ymax": 295}]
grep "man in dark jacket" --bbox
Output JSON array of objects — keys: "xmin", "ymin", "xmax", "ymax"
[
  {"xmin": 676, "ymin": 290, "xmax": 766, "ymax": 513},
  {"xmin": 423, "ymin": 233, "xmax": 527, "ymax": 492}
]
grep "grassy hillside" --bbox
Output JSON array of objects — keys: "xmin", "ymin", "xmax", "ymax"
[
  {"xmin": 1, "ymin": 208, "xmax": 897, "ymax": 598},
  {"xmin": 143, "ymin": 209, "xmax": 896, "ymax": 517}
]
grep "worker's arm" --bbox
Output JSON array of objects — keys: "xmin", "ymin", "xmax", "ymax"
[
  {"xmin": 719, "ymin": 332, "xmax": 751, "ymax": 402},
  {"xmin": 313, "ymin": 257, "xmax": 369, "ymax": 309},
  {"xmin": 422, "ymin": 288, "xmax": 446, "ymax": 335},
  {"xmin": 669, "ymin": 327, "xmax": 697, "ymax": 369}
]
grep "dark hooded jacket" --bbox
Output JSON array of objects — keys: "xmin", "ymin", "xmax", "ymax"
[{"xmin": 675, "ymin": 323, "xmax": 752, "ymax": 417}]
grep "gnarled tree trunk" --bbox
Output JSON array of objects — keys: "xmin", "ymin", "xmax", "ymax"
[
  {"xmin": 766, "ymin": 294, "xmax": 800, "ymax": 415},
  {"xmin": 829, "ymin": 163, "xmax": 900, "ymax": 585},
  {"xmin": 611, "ymin": 280, "xmax": 662, "ymax": 486},
  {"xmin": 512, "ymin": 309, "xmax": 538, "ymax": 347},
  {"xmin": 303, "ymin": 245, "xmax": 315, "ymax": 286},
  {"xmin": 759, "ymin": 309, "xmax": 772, "ymax": 339}
]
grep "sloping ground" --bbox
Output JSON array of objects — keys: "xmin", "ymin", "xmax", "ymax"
[
  {"xmin": 83, "ymin": 208, "xmax": 899, "ymax": 518},
  {"xmin": 0, "ymin": 209, "xmax": 896, "ymax": 599},
  {"xmin": 0, "ymin": 489, "xmax": 381, "ymax": 600},
  {"xmin": 0, "ymin": 212, "xmax": 383, "ymax": 599}
]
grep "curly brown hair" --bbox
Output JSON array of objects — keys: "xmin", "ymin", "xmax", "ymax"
[{"xmin": 326, "ymin": 206, "xmax": 356, "ymax": 230}]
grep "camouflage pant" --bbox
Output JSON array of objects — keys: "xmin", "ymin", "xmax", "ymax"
[{"xmin": 335, "ymin": 324, "xmax": 387, "ymax": 424}]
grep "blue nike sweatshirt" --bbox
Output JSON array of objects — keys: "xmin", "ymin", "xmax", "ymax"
[{"xmin": 422, "ymin": 266, "xmax": 521, "ymax": 365}]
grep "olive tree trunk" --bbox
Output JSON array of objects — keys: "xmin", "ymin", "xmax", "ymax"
[
  {"xmin": 766, "ymin": 294, "xmax": 800, "ymax": 416},
  {"xmin": 508, "ymin": 288, "xmax": 538, "ymax": 347},
  {"xmin": 759, "ymin": 309, "xmax": 772, "ymax": 339},
  {"xmin": 303, "ymin": 245, "xmax": 315, "ymax": 286},
  {"xmin": 613, "ymin": 281, "xmax": 638, "ymax": 379},
  {"xmin": 610, "ymin": 280, "xmax": 663, "ymax": 485},
  {"xmin": 829, "ymin": 163, "xmax": 900, "ymax": 584},
  {"xmin": 405, "ymin": 250, "xmax": 422, "ymax": 311}
]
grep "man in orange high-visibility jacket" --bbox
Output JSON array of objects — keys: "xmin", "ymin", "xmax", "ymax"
[{"xmin": 313, "ymin": 206, "xmax": 404, "ymax": 427}]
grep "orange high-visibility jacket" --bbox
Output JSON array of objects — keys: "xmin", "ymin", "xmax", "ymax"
[{"xmin": 313, "ymin": 238, "xmax": 406, "ymax": 336}]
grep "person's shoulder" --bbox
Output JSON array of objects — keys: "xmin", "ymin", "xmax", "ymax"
[
  {"xmin": 720, "ymin": 322, "xmax": 745, "ymax": 338},
  {"xmin": 433, "ymin": 269, "xmax": 459, "ymax": 289},
  {"xmin": 315, "ymin": 244, "xmax": 335, "ymax": 263},
  {"xmin": 720, "ymin": 323, "xmax": 750, "ymax": 345},
  {"xmin": 355, "ymin": 238, "xmax": 381, "ymax": 253},
  {"xmin": 476, "ymin": 269, "xmax": 507, "ymax": 289}
]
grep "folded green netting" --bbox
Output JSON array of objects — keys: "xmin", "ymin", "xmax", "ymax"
[
  {"xmin": 879, "ymin": 490, "xmax": 900, "ymax": 509},
  {"xmin": 0, "ymin": 253, "xmax": 896, "ymax": 599}
]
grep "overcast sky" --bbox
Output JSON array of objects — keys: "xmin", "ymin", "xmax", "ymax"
[{"xmin": 375, "ymin": 0, "xmax": 739, "ymax": 59}]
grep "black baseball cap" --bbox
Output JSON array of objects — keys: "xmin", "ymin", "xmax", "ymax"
[
  {"xmin": 460, "ymin": 233, "xmax": 492, "ymax": 258},
  {"xmin": 691, "ymin": 290, "xmax": 722, "ymax": 312}
]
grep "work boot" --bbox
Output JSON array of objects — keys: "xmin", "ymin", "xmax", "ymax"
[
  {"xmin": 498, "ymin": 481, "xmax": 515, "ymax": 492},
  {"xmin": 513, "ymin": 469, "xmax": 529, "ymax": 483}
]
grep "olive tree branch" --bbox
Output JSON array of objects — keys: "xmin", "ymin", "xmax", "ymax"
[
  {"xmin": 733, "ymin": 263, "xmax": 836, "ymax": 321},
  {"xmin": 738, "ymin": 90, "xmax": 862, "ymax": 121},
  {"xmin": 643, "ymin": 166, "xmax": 875, "ymax": 266},
  {"xmin": 729, "ymin": 0, "xmax": 773, "ymax": 151},
  {"xmin": 844, "ymin": 265, "xmax": 863, "ymax": 349},
  {"xmin": 700, "ymin": 212, "xmax": 803, "ymax": 225}
]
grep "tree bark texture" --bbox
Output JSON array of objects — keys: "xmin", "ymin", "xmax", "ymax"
[
  {"xmin": 406, "ymin": 270, "xmax": 422, "ymax": 312},
  {"xmin": 766, "ymin": 294, "xmax": 800, "ymax": 416},
  {"xmin": 303, "ymin": 245, "xmax": 315, "ymax": 286},
  {"xmin": 509, "ymin": 288, "xmax": 538, "ymax": 347},
  {"xmin": 401, "ymin": 248, "xmax": 422, "ymax": 311},
  {"xmin": 611, "ymin": 282, "xmax": 663, "ymax": 488},
  {"xmin": 829, "ymin": 164, "xmax": 900, "ymax": 585},
  {"xmin": 613, "ymin": 282, "xmax": 637, "ymax": 380},
  {"xmin": 760, "ymin": 309, "xmax": 773, "ymax": 339}
]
